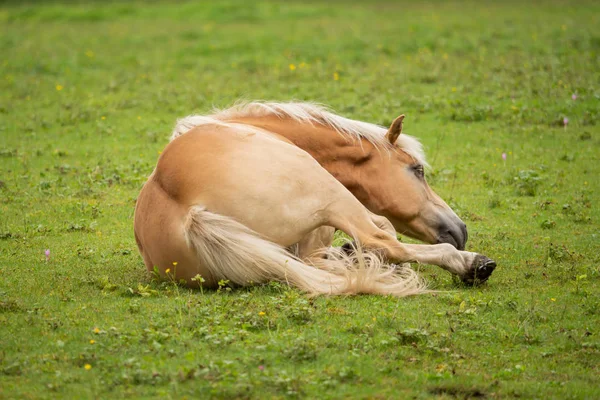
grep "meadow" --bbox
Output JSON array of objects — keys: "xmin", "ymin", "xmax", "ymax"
[{"xmin": 1, "ymin": 1, "xmax": 599, "ymax": 398}]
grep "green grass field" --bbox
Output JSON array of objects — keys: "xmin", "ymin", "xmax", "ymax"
[{"xmin": 1, "ymin": 1, "xmax": 599, "ymax": 398}]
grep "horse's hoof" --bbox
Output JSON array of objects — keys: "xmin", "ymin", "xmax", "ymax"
[
  {"xmin": 340, "ymin": 241, "xmax": 357, "ymax": 256},
  {"xmin": 461, "ymin": 255, "xmax": 496, "ymax": 286}
]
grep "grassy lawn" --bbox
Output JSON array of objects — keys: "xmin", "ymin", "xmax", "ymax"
[{"xmin": 1, "ymin": 0, "xmax": 599, "ymax": 398}]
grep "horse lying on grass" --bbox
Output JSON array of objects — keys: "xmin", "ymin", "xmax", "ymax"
[{"xmin": 134, "ymin": 102, "xmax": 496, "ymax": 296}]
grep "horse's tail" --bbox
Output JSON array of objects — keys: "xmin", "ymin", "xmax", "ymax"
[{"xmin": 184, "ymin": 206, "xmax": 426, "ymax": 297}]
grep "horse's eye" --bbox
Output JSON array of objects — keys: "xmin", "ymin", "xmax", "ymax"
[{"xmin": 412, "ymin": 164, "xmax": 425, "ymax": 179}]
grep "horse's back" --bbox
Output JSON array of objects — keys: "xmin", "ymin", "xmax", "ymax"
[{"xmin": 154, "ymin": 124, "xmax": 302, "ymax": 203}]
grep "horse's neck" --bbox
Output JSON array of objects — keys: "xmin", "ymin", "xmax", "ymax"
[{"xmin": 229, "ymin": 115, "xmax": 374, "ymax": 189}]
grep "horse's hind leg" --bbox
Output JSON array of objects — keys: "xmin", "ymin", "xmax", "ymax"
[
  {"xmin": 293, "ymin": 226, "xmax": 336, "ymax": 260},
  {"xmin": 324, "ymin": 197, "xmax": 496, "ymax": 284},
  {"xmin": 134, "ymin": 179, "xmax": 218, "ymax": 287}
]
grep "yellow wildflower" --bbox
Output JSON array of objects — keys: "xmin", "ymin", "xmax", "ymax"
[
  {"xmin": 165, "ymin": 268, "xmax": 171, "ymax": 274},
  {"xmin": 333, "ymin": 72, "xmax": 339, "ymax": 81},
  {"xmin": 93, "ymin": 327, "xmax": 100, "ymax": 334},
  {"xmin": 84, "ymin": 364, "xmax": 92, "ymax": 370},
  {"xmin": 258, "ymin": 311, "xmax": 266, "ymax": 316},
  {"xmin": 55, "ymin": 84, "xmax": 63, "ymax": 91},
  {"xmin": 89, "ymin": 339, "xmax": 95, "ymax": 344},
  {"xmin": 172, "ymin": 261, "xmax": 178, "ymax": 266},
  {"xmin": 289, "ymin": 64, "xmax": 296, "ymax": 71}
]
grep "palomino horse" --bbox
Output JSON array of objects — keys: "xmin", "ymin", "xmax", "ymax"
[{"xmin": 134, "ymin": 102, "xmax": 496, "ymax": 296}]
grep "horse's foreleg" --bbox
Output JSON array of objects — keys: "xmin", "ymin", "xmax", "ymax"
[
  {"xmin": 392, "ymin": 243, "xmax": 496, "ymax": 285},
  {"xmin": 326, "ymin": 201, "xmax": 495, "ymax": 284}
]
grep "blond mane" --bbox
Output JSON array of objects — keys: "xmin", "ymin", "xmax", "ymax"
[{"xmin": 172, "ymin": 101, "xmax": 427, "ymax": 166}]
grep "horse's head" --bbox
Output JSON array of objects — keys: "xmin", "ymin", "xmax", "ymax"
[{"xmin": 360, "ymin": 115, "xmax": 468, "ymax": 250}]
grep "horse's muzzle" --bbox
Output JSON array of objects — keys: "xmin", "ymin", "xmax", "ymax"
[{"xmin": 436, "ymin": 220, "xmax": 468, "ymax": 250}]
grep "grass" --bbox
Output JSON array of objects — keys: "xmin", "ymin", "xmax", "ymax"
[{"xmin": 1, "ymin": 0, "xmax": 599, "ymax": 398}]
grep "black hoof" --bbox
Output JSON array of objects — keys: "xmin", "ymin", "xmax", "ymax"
[
  {"xmin": 340, "ymin": 241, "xmax": 357, "ymax": 256},
  {"xmin": 461, "ymin": 255, "xmax": 496, "ymax": 286}
]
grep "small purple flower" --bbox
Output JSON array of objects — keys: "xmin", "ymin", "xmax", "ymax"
[
  {"xmin": 44, "ymin": 249, "xmax": 50, "ymax": 261},
  {"xmin": 572, "ymin": 93, "xmax": 577, "ymax": 101},
  {"xmin": 258, "ymin": 365, "xmax": 265, "ymax": 371},
  {"xmin": 563, "ymin": 117, "xmax": 569, "ymax": 126},
  {"xmin": 502, "ymin": 153, "xmax": 507, "ymax": 161}
]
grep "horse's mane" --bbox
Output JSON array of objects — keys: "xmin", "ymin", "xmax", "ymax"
[{"xmin": 172, "ymin": 101, "xmax": 427, "ymax": 166}]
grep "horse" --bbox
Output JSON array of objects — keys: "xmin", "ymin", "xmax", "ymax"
[{"xmin": 134, "ymin": 101, "xmax": 496, "ymax": 297}]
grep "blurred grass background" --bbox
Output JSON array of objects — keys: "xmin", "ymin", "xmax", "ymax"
[{"xmin": 1, "ymin": 1, "xmax": 599, "ymax": 399}]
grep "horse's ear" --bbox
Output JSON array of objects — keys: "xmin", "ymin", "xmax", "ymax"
[{"xmin": 385, "ymin": 114, "xmax": 405, "ymax": 145}]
